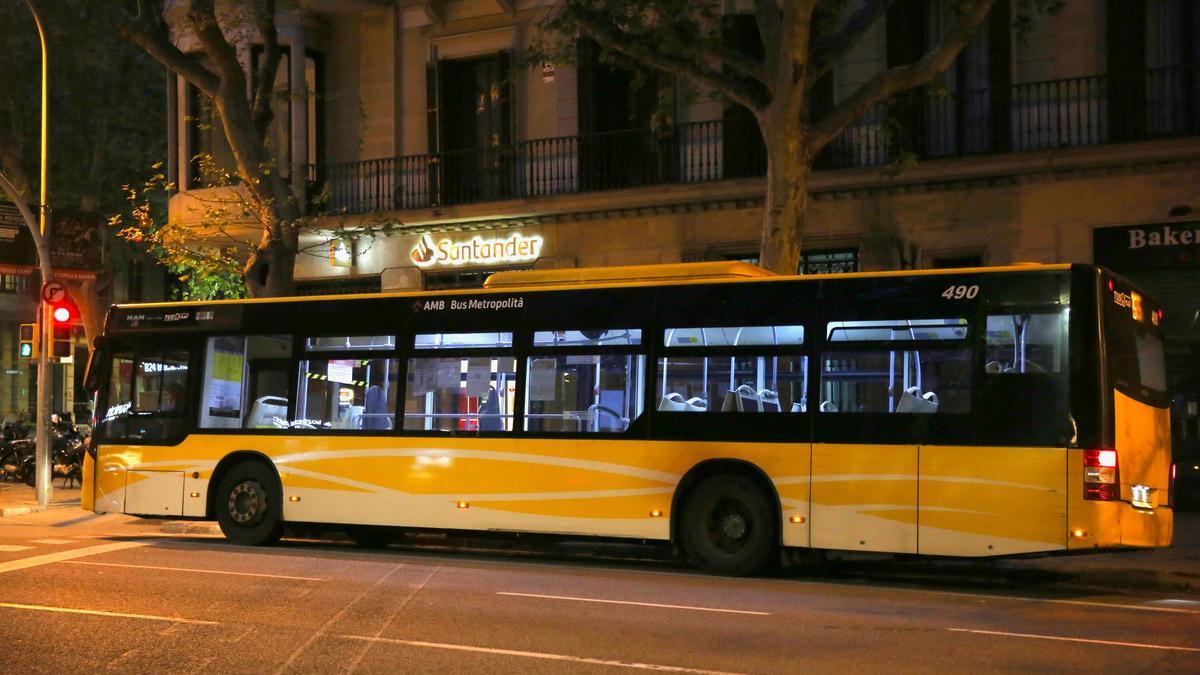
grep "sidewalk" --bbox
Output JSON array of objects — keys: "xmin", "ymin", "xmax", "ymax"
[
  {"xmin": 992, "ymin": 512, "xmax": 1200, "ymax": 594},
  {"xmin": 3, "ymin": 479, "xmax": 1195, "ymax": 594},
  {"xmin": 0, "ymin": 480, "xmax": 81, "ymax": 517}
]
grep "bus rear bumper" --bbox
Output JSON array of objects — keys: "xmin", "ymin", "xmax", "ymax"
[{"xmin": 1067, "ymin": 501, "xmax": 1173, "ymax": 550}]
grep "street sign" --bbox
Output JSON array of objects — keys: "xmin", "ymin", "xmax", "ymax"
[{"xmin": 41, "ymin": 280, "xmax": 66, "ymax": 303}]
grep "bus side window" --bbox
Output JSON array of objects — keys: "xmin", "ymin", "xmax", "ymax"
[
  {"xmin": 404, "ymin": 356, "xmax": 517, "ymax": 432},
  {"xmin": 199, "ymin": 335, "xmax": 292, "ymax": 429},
  {"xmin": 526, "ymin": 354, "xmax": 645, "ymax": 432},
  {"xmin": 984, "ymin": 313, "xmax": 1067, "ymax": 375},
  {"xmin": 295, "ymin": 358, "xmax": 399, "ymax": 431},
  {"xmin": 656, "ymin": 355, "xmax": 807, "ymax": 413},
  {"xmin": 819, "ymin": 350, "xmax": 971, "ymax": 414},
  {"xmin": 979, "ymin": 312, "xmax": 1071, "ymax": 445}
]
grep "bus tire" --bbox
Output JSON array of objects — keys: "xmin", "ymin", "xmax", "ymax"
[
  {"xmin": 215, "ymin": 461, "xmax": 283, "ymax": 546},
  {"xmin": 679, "ymin": 474, "xmax": 777, "ymax": 576}
]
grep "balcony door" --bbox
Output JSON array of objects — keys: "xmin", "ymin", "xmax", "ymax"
[
  {"xmin": 430, "ymin": 52, "xmax": 514, "ymax": 205},
  {"xmin": 577, "ymin": 39, "xmax": 670, "ymax": 190}
]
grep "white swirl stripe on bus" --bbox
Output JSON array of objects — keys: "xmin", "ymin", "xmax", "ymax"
[{"xmin": 272, "ymin": 447, "xmax": 681, "ymax": 483}]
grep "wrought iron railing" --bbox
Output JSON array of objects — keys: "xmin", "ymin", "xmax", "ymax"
[{"xmin": 307, "ymin": 66, "xmax": 1196, "ymax": 215}]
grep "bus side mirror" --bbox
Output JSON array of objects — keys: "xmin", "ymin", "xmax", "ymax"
[{"xmin": 82, "ymin": 336, "xmax": 112, "ymax": 393}]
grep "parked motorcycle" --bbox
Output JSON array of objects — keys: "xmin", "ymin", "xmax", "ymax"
[
  {"xmin": 0, "ymin": 415, "xmax": 35, "ymax": 484},
  {"xmin": 19, "ymin": 413, "xmax": 85, "ymax": 488}
]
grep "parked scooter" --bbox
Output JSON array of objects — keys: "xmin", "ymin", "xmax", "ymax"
[{"xmin": 19, "ymin": 413, "xmax": 85, "ymax": 488}]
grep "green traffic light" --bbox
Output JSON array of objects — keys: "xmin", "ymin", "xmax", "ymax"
[{"xmin": 19, "ymin": 342, "xmax": 33, "ymax": 358}]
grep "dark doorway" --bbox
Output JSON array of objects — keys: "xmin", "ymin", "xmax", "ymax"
[
  {"xmin": 431, "ymin": 52, "xmax": 514, "ymax": 204},
  {"xmin": 577, "ymin": 39, "xmax": 671, "ymax": 190}
]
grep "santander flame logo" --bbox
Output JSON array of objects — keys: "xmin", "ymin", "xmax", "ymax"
[{"xmin": 411, "ymin": 234, "xmax": 436, "ymax": 264}]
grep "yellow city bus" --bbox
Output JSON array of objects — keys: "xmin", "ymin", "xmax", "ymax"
[{"xmin": 81, "ymin": 262, "xmax": 1174, "ymax": 575}]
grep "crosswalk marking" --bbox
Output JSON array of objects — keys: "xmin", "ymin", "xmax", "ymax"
[
  {"xmin": 0, "ymin": 541, "xmax": 148, "ymax": 574},
  {"xmin": 30, "ymin": 539, "xmax": 75, "ymax": 545},
  {"xmin": 0, "ymin": 545, "xmax": 33, "ymax": 553}
]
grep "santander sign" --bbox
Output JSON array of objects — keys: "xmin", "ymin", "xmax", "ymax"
[{"xmin": 410, "ymin": 232, "xmax": 543, "ymax": 268}]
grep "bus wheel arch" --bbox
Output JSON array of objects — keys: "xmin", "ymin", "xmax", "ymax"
[
  {"xmin": 208, "ymin": 451, "xmax": 284, "ymax": 546},
  {"xmin": 671, "ymin": 459, "xmax": 781, "ymax": 576}
]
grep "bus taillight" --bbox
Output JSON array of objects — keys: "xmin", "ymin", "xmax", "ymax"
[{"xmin": 1084, "ymin": 449, "xmax": 1119, "ymax": 501}]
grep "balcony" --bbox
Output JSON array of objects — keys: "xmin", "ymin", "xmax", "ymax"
[{"xmin": 308, "ymin": 66, "xmax": 1197, "ymax": 216}]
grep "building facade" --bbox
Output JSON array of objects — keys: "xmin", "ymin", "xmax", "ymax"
[{"xmin": 165, "ymin": 0, "xmax": 1200, "ymax": 452}]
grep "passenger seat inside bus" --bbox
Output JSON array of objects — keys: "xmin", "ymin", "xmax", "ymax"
[
  {"xmin": 246, "ymin": 395, "xmax": 288, "ymax": 428},
  {"xmin": 895, "ymin": 386, "xmax": 939, "ymax": 413}
]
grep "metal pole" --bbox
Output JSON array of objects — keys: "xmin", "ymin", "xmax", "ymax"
[{"xmin": 25, "ymin": 0, "xmax": 51, "ymax": 508}]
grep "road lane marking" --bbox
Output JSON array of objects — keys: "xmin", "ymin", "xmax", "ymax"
[
  {"xmin": 497, "ymin": 592, "xmax": 770, "ymax": 616},
  {"xmin": 948, "ymin": 628, "xmax": 1200, "ymax": 653},
  {"xmin": 0, "ymin": 545, "xmax": 33, "ymax": 552},
  {"xmin": 919, "ymin": 589, "xmax": 1200, "ymax": 615},
  {"xmin": 58, "ymin": 560, "xmax": 325, "ymax": 582},
  {"xmin": 337, "ymin": 634, "xmax": 744, "ymax": 674},
  {"xmin": 0, "ymin": 601, "xmax": 218, "ymax": 625},
  {"xmin": 30, "ymin": 538, "xmax": 74, "ymax": 545},
  {"xmin": 0, "ymin": 541, "xmax": 147, "ymax": 574}
]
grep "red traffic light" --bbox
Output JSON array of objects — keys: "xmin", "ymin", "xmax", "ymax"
[{"xmin": 53, "ymin": 305, "xmax": 72, "ymax": 323}]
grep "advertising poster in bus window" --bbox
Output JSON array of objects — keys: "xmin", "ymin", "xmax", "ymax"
[
  {"xmin": 528, "ymin": 358, "xmax": 558, "ymax": 401},
  {"xmin": 466, "ymin": 357, "xmax": 492, "ymax": 396},
  {"xmin": 409, "ymin": 360, "xmax": 437, "ymax": 395},
  {"xmin": 436, "ymin": 359, "xmax": 461, "ymax": 389},
  {"xmin": 327, "ymin": 359, "xmax": 356, "ymax": 385},
  {"xmin": 208, "ymin": 343, "xmax": 244, "ymax": 418}
]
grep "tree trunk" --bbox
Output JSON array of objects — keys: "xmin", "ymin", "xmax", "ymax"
[
  {"xmin": 757, "ymin": 119, "xmax": 809, "ymax": 275},
  {"xmin": 244, "ymin": 231, "xmax": 298, "ymax": 298}
]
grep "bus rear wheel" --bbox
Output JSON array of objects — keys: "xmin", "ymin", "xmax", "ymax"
[
  {"xmin": 679, "ymin": 474, "xmax": 777, "ymax": 576},
  {"xmin": 215, "ymin": 461, "xmax": 283, "ymax": 546}
]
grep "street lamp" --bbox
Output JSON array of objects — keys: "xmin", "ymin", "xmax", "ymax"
[{"xmin": 23, "ymin": 0, "xmax": 53, "ymax": 508}]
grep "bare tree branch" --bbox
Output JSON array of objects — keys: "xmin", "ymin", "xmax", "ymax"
[
  {"xmin": 250, "ymin": 0, "xmax": 282, "ymax": 137},
  {"xmin": 119, "ymin": 0, "xmax": 219, "ymax": 95},
  {"xmin": 568, "ymin": 5, "xmax": 769, "ymax": 111},
  {"xmin": 808, "ymin": 0, "xmax": 997, "ymax": 152},
  {"xmin": 808, "ymin": 0, "xmax": 895, "ymax": 86},
  {"xmin": 699, "ymin": 42, "xmax": 770, "ymax": 88},
  {"xmin": 186, "ymin": 0, "xmax": 244, "ymax": 91},
  {"xmin": 753, "ymin": 0, "xmax": 782, "ymax": 80}
]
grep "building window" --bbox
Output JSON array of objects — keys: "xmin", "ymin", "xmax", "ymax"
[
  {"xmin": 800, "ymin": 249, "xmax": 858, "ymax": 275},
  {"xmin": 929, "ymin": 254, "xmax": 984, "ymax": 269},
  {"xmin": 0, "ymin": 274, "xmax": 28, "ymax": 295},
  {"xmin": 428, "ymin": 51, "xmax": 514, "ymax": 204}
]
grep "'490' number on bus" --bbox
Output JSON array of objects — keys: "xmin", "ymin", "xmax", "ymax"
[{"xmin": 941, "ymin": 284, "xmax": 980, "ymax": 300}]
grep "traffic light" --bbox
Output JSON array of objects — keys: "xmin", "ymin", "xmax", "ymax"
[
  {"xmin": 49, "ymin": 294, "xmax": 79, "ymax": 359},
  {"xmin": 18, "ymin": 323, "xmax": 37, "ymax": 359}
]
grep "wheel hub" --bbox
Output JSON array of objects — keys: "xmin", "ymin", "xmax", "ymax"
[
  {"xmin": 721, "ymin": 513, "xmax": 748, "ymax": 540},
  {"xmin": 228, "ymin": 481, "xmax": 265, "ymax": 525}
]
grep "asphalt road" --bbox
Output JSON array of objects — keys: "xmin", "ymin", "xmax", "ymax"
[{"xmin": 0, "ymin": 509, "xmax": 1197, "ymax": 674}]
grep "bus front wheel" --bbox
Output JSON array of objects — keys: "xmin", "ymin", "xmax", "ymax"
[
  {"xmin": 215, "ymin": 462, "xmax": 283, "ymax": 546},
  {"xmin": 679, "ymin": 474, "xmax": 777, "ymax": 576}
]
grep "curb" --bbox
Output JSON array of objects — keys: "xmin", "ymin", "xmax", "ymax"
[
  {"xmin": 160, "ymin": 521, "xmax": 222, "ymax": 535},
  {"xmin": 0, "ymin": 505, "xmax": 45, "ymax": 518}
]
